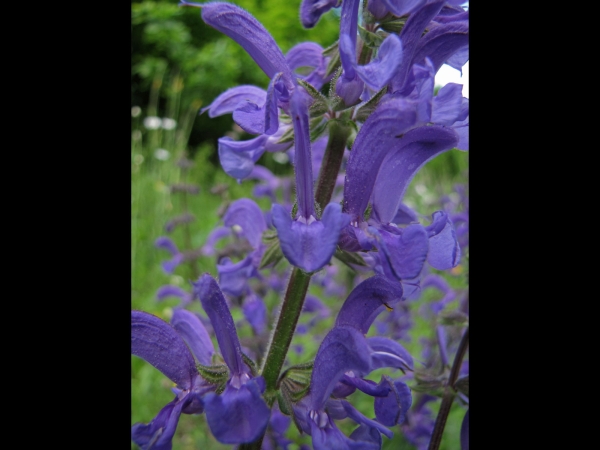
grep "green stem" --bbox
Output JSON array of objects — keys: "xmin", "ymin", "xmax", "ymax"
[
  {"xmin": 427, "ymin": 326, "xmax": 469, "ymax": 450},
  {"xmin": 314, "ymin": 120, "xmax": 351, "ymax": 211},
  {"xmin": 260, "ymin": 268, "xmax": 311, "ymax": 393}
]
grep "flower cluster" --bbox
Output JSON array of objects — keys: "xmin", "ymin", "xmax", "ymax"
[{"xmin": 132, "ymin": 1, "xmax": 469, "ymax": 449}]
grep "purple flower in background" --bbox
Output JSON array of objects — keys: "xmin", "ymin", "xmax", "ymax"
[
  {"xmin": 213, "ymin": 198, "xmax": 267, "ymax": 296},
  {"xmin": 193, "ymin": 273, "xmax": 270, "ymax": 444},
  {"xmin": 155, "ymin": 236, "xmax": 184, "ymax": 274},
  {"xmin": 155, "ymin": 284, "xmax": 194, "ymax": 308},
  {"xmin": 131, "ymin": 310, "xmax": 215, "ymax": 450}
]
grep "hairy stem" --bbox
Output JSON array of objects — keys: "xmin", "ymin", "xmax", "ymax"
[
  {"xmin": 314, "ymin": 120, "xmax": 351, "ymax": 211},
  {"xmin": 428, "ymin": 326, "xmax": 469, "ymax": 450},
  {"xmin": 260, "ymin": 268, "xmax": 311, "ymax": 392}
]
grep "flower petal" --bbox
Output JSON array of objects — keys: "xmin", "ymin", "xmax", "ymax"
[
  {"xmin": 412, "ymin": 21, "xmax": 469, "ymax": 74},
  {"xmin": 203, "ymin": 378, "xmax": 270, "ymax": 444},
  {"xmin": 201, "ymin": 2, "xmax": 294, "ymax": 88},
  {"xmin": 425, "ymin": 210, "xmax": 461, "ymax": 270},
  {"xmin": 381, "ymin": 0, "xmax": 427, "ymax": 17},
  {"xmin": 341, "ymin": 400, "xmax": 394, "ymax": 438},
  {"xmin": 378, "ymin": 224, "xmax": 429, "ymax": 280},
  {"xmin": 201, "ymin": 85, "xmax": 266, "ymax": 117},
  {"xmin": 335, "ymin": 275, "xmax": 404, "ymax": 335},
  {"xmin": 131, "ymin": 310, "xmax": 197, "ymax": 389},
  {"xmin": 389, "ymin": 0, "xmax": 445, "ymax": 93},
  {"xmin": 131, "ymin": 396, "xmax": 185, "ymax": 450},
  {"xmin": 231, "ymin": 101, "xmax": 267, "ymax": 135},
  {"xmin": 193, "ymin": 274, "xmax": 245, "ymax": 375},
  {"xmin": 310, "ymin": 326, "xmax": 372, "ymax": 411},
  {"xmin": 367, "ymin": 336, "xmax": 414, "ymax": 371},
  {"xmin": 299, "ymin": 0, "xmax": 340, "ymax": 29},
  {"xmin": 431, "ymin": 82, "xmax": 465, "ymax": 125},
  {"xmin": 218, "ymin": 136, "xmax": 268, "ymax": 181},
  {"xmin": 170, "ymin": 309, "xmax": 215, "ymax": 366},
  {"xmin": 272, "ymin": 202, "xmax": 349, "ymax": 273},
  {"xmin": 342, "ymin": 96, "xmax": 419, "ymax": 221},
  {"xmin": 353, "ymin": 33, "xmax": 403, "ymax": 91},
  {"xmin": 341, "ymin": 374, "xmax": 391, "ymax": 397},
  {"xmin": 370, "ymin": 125, "xmax": 459, "ymax": 224},
  {"xmin": 374, "ymin": 376, "xmax": 412, "ymax": 426}
]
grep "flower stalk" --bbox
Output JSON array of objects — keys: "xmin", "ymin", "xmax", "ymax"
[{"xmin": 427, "ymin": 326, "xmax": 469, "ymax": 450}]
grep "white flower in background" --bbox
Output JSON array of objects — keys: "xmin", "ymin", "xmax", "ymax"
[
  {"xmin": 131, "ymin": 106, "xmax": 141, "ymax": 118},
  {"xmin": 144, "ymin": 116, "xmax": 162, "ymax": 130},
  {"xmin": 154, "ymin": 149, "xmax": 170, "ymax": 161},
  {"xmin": 272, "ymin": 152, "xmax": 289, "ymax": 164},
  {"xmin": 132, "ymin": 130, "xmax": 142, "ymax": 141},
  {"xmin": 161, "ymin": 118, "xmax": 177, "ymax": 130}
]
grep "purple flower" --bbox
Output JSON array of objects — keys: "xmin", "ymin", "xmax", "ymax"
[
  {"xmin": 293, "ymin": 275, "xmax": 416, "ymax": 448},
  {"xmin": 335, "ymin": 0, "xmax": 404, "ymax": 105},
  {"xmin": 388, "ymin": 1, "xmax": 469, "ymax": 94},
  {"xmin": 193, "ymin": 273, "xmax": 270, "ymax": 444},
  {"xmin": 271, "ymin": 86, "xmax": 349, "ymax": 273},
  {"xmin": 131, "ymin": 310, "xmax": 215, "ymax": 450}
]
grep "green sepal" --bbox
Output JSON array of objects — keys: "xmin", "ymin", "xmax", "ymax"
[
  {"xmin": 214, "ymin": 379, "xmax": 228, "ymax": 395},
  {"xmin": 322, "ymin": 40, "xmax": 339, "ymax": 58},
  {"xmin": 334, "ymin": 248, "xmax": 368, "ymax": 271},
  {"xmin": 310, "ymin": 117, "xmax": 329, "ymax": 141},
  {"xmin": 358, "ymin": 24, "xmax": 385, "ymax": 49},
  {"xmin": 281, "ymin": 376, "xmax": 310, "ymax": 403},
  {"xmin": 259, "ymin": 237, "xmax": 284, "ymax": 270},
  {"xmin": 364, "ymin": 203, "xmax": 373, "ymax": 221},
  {"xmin": 278, "ymin": 361, "xmax": 314, "ymax": 386},
  {"xmin": 297, "ymin": 79, "xmax": 329, "ymax": 118},
  {"xmin": 328, "ymin": 67, "xmax": 356, "ymax": 112},
  {"xmin": 262, "ymin": 230, "xmax": 279, "ymax": 243},
  {"xmin": 196, "ymin": 362, "xmax": 229, "ymax": 384},
  {"xmin": 379, "ymin": 17, "xmax": 408, "ymax": 33},
  {"xmin": 454, "ymin": 375, "xmax": 469, "ymax": 397},
  {"xmin": 241, "ymin": 352, "xmax": 258, "ymax": 377},
  {"xmin": 277, "ymin": 125, "xmax": 295, "ymax": 144},
  {"xmin": 354, "ymin": 86, "xmax": 388, "ymax": 122},
  {"xmin": 323, "ymin": 41, "xmax": 341, "ymax": 78},
  {"xmin": 438, "ymin": 310, "xmax": 469, "ymax": 327},
  {"xmin": 277, "ymin": 390, "xmax": 293, "ymax": 416},
  {"xmin": 291, "ymin": 200, "xmax": 298, "ymax": 218}
]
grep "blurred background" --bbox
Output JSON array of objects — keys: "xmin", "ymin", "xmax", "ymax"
[{"xmin": 131, "ymin": 1, "xmax": 468, "ymax": 449}]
